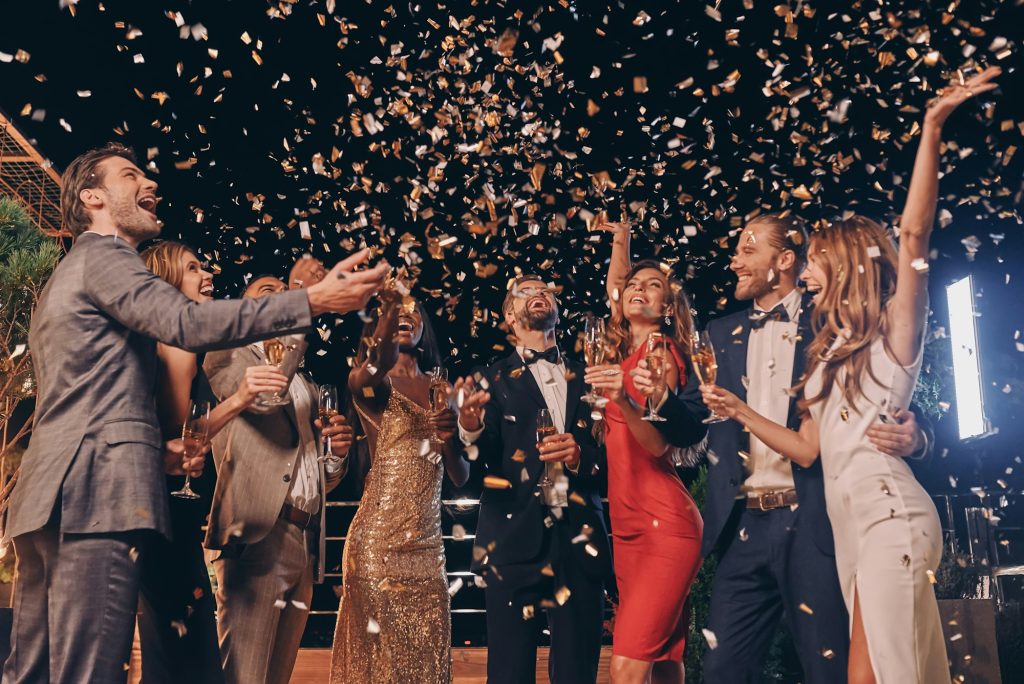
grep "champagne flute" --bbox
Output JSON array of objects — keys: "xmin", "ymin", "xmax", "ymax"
[
  {"xmin": 318, "ymin": 384, "xmax": 341, "ymax": 470},
  {"xmin": 428, "ymin": 367, "xmax": 450, "ymax": 451},
  {"xmin": 258, "ymin": 338, "xmax": 292, "ymax": 407},
  {"xmin": 691, "ymin": 330, "xmax": 728, "ymax": 424},
  {"xmin": 642, "ymin": 332, "xmax": 668, "ymax": 422},
  {"xmin": 536, "ymin": 408, "xmax": 557, "ymax": 489},
  {"xmin": 171, "ymin": 400, "xmax": 210, "ymax": 500},
  {"xmin": 581, "ymin": 316, "xmax": 607, "ymax": 405}
]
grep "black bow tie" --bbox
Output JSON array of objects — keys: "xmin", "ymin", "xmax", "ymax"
[
  {"xmin": 523, "ymin": 348, "xmax": 561, "ymax": 365},
  {"xmin": 749, "ymin": 304, "xmax": 790, "ymax": 330}
]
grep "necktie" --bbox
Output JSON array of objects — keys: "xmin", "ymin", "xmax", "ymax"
[
  {"xmin": 523, "ymin": 347, "xmax": 561, "ymax": 365},
  {"xmin": 749, "ymin": 303, "xmax": 790, "ymax": 330}
]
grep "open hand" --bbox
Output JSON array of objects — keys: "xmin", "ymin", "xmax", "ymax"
[
  {"xmin": 597, "ymin": 221, "xmax": 630, "ymax": 236},
  {"xmin": 307, "ymin": 249, "xmax": 391, "ymax": 316},
  {"xmin": 866, "ymin": 408, "xmax": 924, "ymax": 458},
  {"xmin": 453, "ymin": 375, "xmax": 490, "ymax": 432},
  {"xmin": 926, "ymin": 65, "xmax": 1001, "ymax": 128}
]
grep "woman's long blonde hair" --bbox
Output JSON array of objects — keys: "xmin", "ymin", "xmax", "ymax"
[
  {"xmin": 605, "ymin": 259, "xmax": 695, "ymax": 362},
  {"xmin": 794, "ymin": 216, "xmax": 900, "ymax": 414},
  {"xmin": 140, "ymin": 240, "xmax": 196, "ymax": 291}
]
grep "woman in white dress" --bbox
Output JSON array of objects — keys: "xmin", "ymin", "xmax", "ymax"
[{"xmin": 700, "ymin": 66, "xmax": 1001, "ymax": 684}]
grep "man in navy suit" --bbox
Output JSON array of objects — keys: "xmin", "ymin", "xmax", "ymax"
[
  {"xmin": 455, "ymin": 275, "xmax": 611, "ymax": 684},
  {"xmin": 634, "ymin": 214, "xmax": 931, "ymax": 682}
]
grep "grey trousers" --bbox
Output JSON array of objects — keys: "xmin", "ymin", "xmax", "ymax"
[
  {"xmin": 2, "ymin": 527, "xmax": 151, "ymax": 684},
  {"xmin": 213, "ymin": 518, "xmax": 314, "ymax": 684}
]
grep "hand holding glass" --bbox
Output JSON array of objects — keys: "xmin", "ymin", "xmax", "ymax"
[
  {"xmin": 641, "ymin": 333, "xmax": 668, "ymax": 422},
  {"xmin": 171, "ymin": 400, "xmax": 210, "ymax": 500},
  {"xmin": 258, "ymin": 339, "xmax": 293, "ymax": 407},
  {"xmin": 691, "ymin": 330, "xmax": 728, "ymax": 424},
  {"xmin": 581, "ymin": 317, "xmax": 607, "ymax": 405}
]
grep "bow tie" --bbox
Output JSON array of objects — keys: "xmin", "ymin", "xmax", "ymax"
[
  {"xmin": 749, "ymin": 304, "xmax": 790, "ymax": 330},
  {"xmin": 523, "ymin": 348, "xmax": 561, "ymax": 365}
]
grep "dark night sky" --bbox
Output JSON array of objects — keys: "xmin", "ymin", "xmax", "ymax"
[{"xmin": 2, "ymin": 0, "xmax": 1024, "ymax": 499}]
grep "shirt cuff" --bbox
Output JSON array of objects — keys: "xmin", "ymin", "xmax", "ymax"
[{"xmin": 458, "ymin": 422, "xmax": 483, "ymax": 447}]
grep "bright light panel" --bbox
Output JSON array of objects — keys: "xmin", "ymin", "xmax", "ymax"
[{"xmin": 946, "ymin": 275, "xmax": 989, "ymax": 440}]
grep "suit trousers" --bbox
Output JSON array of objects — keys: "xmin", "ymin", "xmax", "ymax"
[
  {"xmin": 2, "ymin": 527, "xmax": 152, "ymax": 684},
  {"xmin": 213, "ymin": 517, "xmax": 314, "ymax": 684},
  {"xmin": 702, "ymin": 506, "xmax": 849, "ymax": 683},
  {"xmin": 481, "ymin": 523, "xmax": 605, "ymax": 684}
]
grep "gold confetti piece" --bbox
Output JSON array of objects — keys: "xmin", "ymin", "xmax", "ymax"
[
  {"xmin": 483, "ymin": 475, "xmax": 512, "ymax": 489},
  {"xmin": 366, "ymin": 618, "xmax": 381, "ymax": 634},
  {"xmin": 799, "ymin": 603, "xmax": 814, "ymax": 615},
  {"xmin": 555, "ymin": 586, "xmax": 571, "ymax": 605},
  {"xmin": 702, "ymin": 628, "xmax": 719, "ymax": 650}
]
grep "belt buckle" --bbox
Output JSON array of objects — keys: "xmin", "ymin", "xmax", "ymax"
[{"xmin": 759, "ymin": 492, "xmax": 780, "ymax": 511}]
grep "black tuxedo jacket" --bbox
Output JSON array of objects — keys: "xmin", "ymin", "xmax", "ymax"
[{"xmin": 469, "ymin": 352, "xmax": 612, "ymax": 580}]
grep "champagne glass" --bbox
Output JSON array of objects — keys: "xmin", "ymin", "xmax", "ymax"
[
  {"xmin": 428, "ymin": 367, "xmax": 450, "ymax": 451},
  {"xmin": 171, "ymin": 400, "xmax": 210, "ymax": 500},
  {"xmin": 318, "ymin": 384, "xmax": 341, "ymax": 470},
  {"xmin": 642, "ymin": 332, "xmax": 668, "ymax": 422},
  {"xmin": 258, "ymin": 338, "xmax": 292, "ymax": 407},
  {"xmin": 536, "ymin": 408, "xmax": 557, "ymax": 489},
  {"xmin": 691, "ymin": 330, "xmax": 728, "ymax": 424},
  {"xmin": 581, "ymin": 316, "xmax": 607, "ymax": 405}
]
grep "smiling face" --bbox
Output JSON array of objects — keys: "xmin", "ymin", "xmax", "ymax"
[
  {"xmin": 800, "ymin": 252, "xmax": 829, "ymax": 307},
  {"xmin": 86, "ymin": 155, "xmax": 162, "ymax": 243},
  {"xmin": 245, "ymin": 276, "xmax": 287, "ymax": 300},
  {"xmin": 504, "ymin": 279, "xmax": 559, "ymax": 333},
  {"xmin": 621, "ymin": 267, "xmax": 670, "ymax": 324},
  {"xmin": 730, "ymin": 221, "xmax": 787, "ymax": 302},
  {"xmin": 178, "ymin": 251, "xmax": 214, "ymax": 303},
  {"xmin": 396, "ymin": 298, "xmax": 425, "ymax": 349}
]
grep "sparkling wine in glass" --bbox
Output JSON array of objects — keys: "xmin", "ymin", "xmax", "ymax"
[
  {"xmin": 429, "ymin": 367, "xmax": 450, "ymax": 451},
  {"xmin": 171, "ymin": 400, "xmax": 210, "ymax": 500},
  {"xmin": 691, "ymin": 330, "xmax": 728, "ymax": 424},
  {"xmin": 258, "ymin": 338, "xmax": 292, "ymax": 407},
  {"xmin": 581, "ymin": 316, "xmax": 607, "ymax": 405},
  {"xmin": 642, "ymin": 332, "xmax": 668, "ymax": 422},
  {"xmin": 318, "ymin": 384, "xmax": 342, "ymax": 471},
  {"xmin": 536, "ymin": 408, "xmax": 558, "ymax": 489}
]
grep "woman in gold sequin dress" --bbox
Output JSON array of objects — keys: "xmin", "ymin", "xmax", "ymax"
[{"xmin": 330, "ymin": 287, "xmax": 469, "ymax": 684}]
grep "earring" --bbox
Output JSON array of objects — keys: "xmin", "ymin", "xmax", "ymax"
[{"xmin": 664, "ymin": 311, "xmax": 672, "ymax": 327}]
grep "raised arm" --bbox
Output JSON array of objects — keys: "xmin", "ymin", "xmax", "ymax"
[
  {"xmin": 599, "ymin": 222, "xmax": 632, "ymax": 306},
  {"xmin": 346, "ymin": 289, "xmax": 402, "ymax": 411},
  {"xmin": 888, "ymin": 66, "xmax": 1001, "ymax": 365}
]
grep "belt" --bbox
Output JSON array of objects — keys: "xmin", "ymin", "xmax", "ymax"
[
  {"xmin": 746, "ymin": 489, "xmax": 799, "ymax": 511},
  {"xmin": 280, "ymin": 502, "xmax": 319, "ymax": 531}
]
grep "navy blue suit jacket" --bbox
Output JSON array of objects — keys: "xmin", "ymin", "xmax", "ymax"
[
  {"xmin": 659, "ymin": 298, "xmax": 836, "ymax": 558},
  {"xmin": 469, "ymin": 352, "xmax": 612, "ymax": 580}
]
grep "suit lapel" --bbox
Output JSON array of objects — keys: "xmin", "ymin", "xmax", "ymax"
[
  {"xmin": 563, "ymin": 358, "xmax": 585, "ymax": 431},
  {"xmin": 721, "ymin": 311, "xmax": 753, "ymax": 403},
  {"xmin": 503, "ymin": 353, "xmax": 547, "ymax": 410}
]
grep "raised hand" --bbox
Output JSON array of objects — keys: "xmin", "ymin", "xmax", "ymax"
[
  {"xmin": 925, "ymin": 65, "xmax": 1001, "ymax": 128},
  {"xmin": 234, "ymin": 365, "xmax": 290, "ymax": 407},
  {"xmin": 699, "ymin": 384, "xmax": 745, "ymax": 420},
  {"xmin": 583, "ymin": 364, "xmax": 625, "ymax": 402},
  {"xmin": 629, "ymin": 359, "xmax": 659, "ymax": 397},
  {"xmin": 429, "ymin": 408, "xmax": 459, "ymax": 443},
  {"xmin": 306, "ymin": 249, "xmax": 391, "ymax": 316},
  {"xmin": 315, "ymin": 414, "xmax": 355, "ymax": 457},
  {"xmin": 597, "ymin": 221, "xmax": 630, "ymax": 236},
  {"xmin": 453, "ymin": 375, "xmax": 490, "ymax": 432}
]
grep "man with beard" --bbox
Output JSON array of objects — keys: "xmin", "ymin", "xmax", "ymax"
[
  {"xmin": 632, "ymin": 214, "xmax": 932, "ymax": 682},
  {"xmin": 2, "ymin": 144, "xmax": 388, "ymax": 684},
  {"xmin": 453, "ymin": 275, "xmax": 611, "ymax": 684}
]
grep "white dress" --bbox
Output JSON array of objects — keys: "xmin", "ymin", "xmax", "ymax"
[{"xmin": 805, "ymin": 331, "xmax": 949, "ymax": 683}]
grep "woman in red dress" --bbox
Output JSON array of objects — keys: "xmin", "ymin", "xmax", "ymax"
[{"xmin": 585, "ymin": 223, "xmax": 705, "ymax": 684}]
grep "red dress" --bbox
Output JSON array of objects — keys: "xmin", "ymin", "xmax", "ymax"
[{"xmin": 603, "ymin": 342, "xmax": 703, "ymax": 662}]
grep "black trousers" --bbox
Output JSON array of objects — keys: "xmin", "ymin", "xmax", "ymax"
[
  {"xmin": 3, "ymin": 527, "xmax": 153, "ymax": 684},
  {"xmin": 702, "ymin": 506, "xmax": 850, "ymax": 683},
  {"xmin": 481, "ymin": 523, "xmax": 605, "ymax": 684}
]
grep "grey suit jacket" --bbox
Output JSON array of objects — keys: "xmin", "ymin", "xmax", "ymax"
[
  {"xmin": 6, "ymin": 232, "xmax": 313, "ymax": 541},
  {"xmin": 202, "ymin": 339, "xmax": 343, "ymax": 583}
]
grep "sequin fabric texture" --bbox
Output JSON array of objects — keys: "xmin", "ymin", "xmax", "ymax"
[{"xmin": 330, "ymin": 386, "xmax": 452, "ymax": 683}]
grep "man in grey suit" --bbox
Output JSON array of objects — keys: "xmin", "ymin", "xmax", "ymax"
[
  {"xmin": 2, "ymin": 144, "xmax": 388, "ymax": 684},
  {"xmin": 202, "ymin": 275, "xmax": 353, "ymax": 684}
]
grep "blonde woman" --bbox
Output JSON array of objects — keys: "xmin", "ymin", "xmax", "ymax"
[{"xmin": 701, "ymin": 67, "xmax": 1001, "ymax": 683}]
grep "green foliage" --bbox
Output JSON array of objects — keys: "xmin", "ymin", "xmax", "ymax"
[
  {"xmin": 1, "ymin": 196, "xmax": 61, "ymax": 352},
  {"xmin": 912, "ymin": 327, "xmax": 954, "ymax": 422}
]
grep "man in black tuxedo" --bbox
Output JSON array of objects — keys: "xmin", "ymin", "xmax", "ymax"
[
  {"xmin": 454, "ymin": 275, "xmax": 611, "ymax": 684},
  {"xmin": 634, "ymin": 214, "xmax": 931, "ymax": 682}
]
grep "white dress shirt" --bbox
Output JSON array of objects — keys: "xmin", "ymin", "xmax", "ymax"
[{"xmin": 742, "ymin": 288, "xmax": 803, "ymax": 495}]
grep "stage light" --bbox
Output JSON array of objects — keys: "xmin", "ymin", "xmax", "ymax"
[{"xmin": 946, "ymin": 275, "xmax": 991, "ymax": 440}]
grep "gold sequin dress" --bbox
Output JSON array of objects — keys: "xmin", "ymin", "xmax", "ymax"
[{"xmin": 330, "ymin": 385, "xmax": 452, "ymax": 684}]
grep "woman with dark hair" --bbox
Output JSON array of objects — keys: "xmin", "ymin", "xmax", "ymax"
[
  {"xmin": 584, "ymin": 227, "xmax": 706, "ymax": 684},
  {"xmin": 702, "ymin": 68, "xmax": 1000, "ymax": 683},
  {"xmin": 330, "ymin": 285, "xmax": 468, "ymax": 683},
  {"xmin": 137, "ymin": 241, "xmax": 291, "ymax": 683}
]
